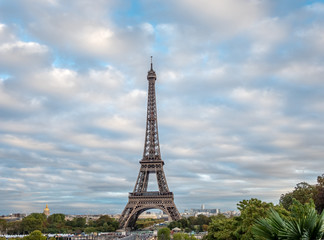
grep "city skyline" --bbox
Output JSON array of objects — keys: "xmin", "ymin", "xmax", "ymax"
[{"xmin": 1, "ymin": 0, "xmax": 324, "ymax": 215}]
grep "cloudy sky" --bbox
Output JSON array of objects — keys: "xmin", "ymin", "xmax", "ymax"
[{"xmin": 1, "ymin": 0, "xmax": 324, "ymax": 215}]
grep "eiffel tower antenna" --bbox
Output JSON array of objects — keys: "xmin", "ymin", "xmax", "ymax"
[{"xmin": 119, "ymin": 58, "xmax": 181, "ymax": 229}]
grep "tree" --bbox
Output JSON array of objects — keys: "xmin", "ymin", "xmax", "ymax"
[
  {"xmin": 252, "ymin": 208, "xmax": 286, "ymax": 239},
  {"xmin": 21, "ymin": 214, "xmax": 47, "ymax": 234},
  {"xmin": 94, "ymin": 215, "xmax": 119, "ymax": 232},
  {"xmin": 314, "ymin": 174, "xmax": 324, "ymax": 213},
  {"xmin": 7, "ymin": 220, "xmax": 22, "ymax": 235},
  {"xmin": 207, "ymin": 214, "xmax": 239, "ymax": 240},
  {"xmin": 22, "ymin": 230, "xmax": 47, "ymax": 240},
  {"xmin": 173, "ymin": 232, "xmax": 187, "ymax": 240},
  {"xmin": 195, "ymin": 215, "xmax": 210, "ymax": 226},
  {"xmin": 75, "ymin": 217, "xmax": 86, "ymax": 228},
  {"xmin": 0, "ymin": 219, "xmax": 7, "ymax": 235},
  {"xmin": 179, "ymin": 218, "xmax": 190, "ymax": 229},
  {"xmin": 158, "ymin": 227, "xmax": 171, "ymax": 240},
  {"xmin": 173, "ymin": 232, "xmax": 197, "ymax": 240},
  {"xmin": 168, "ymin": 220, "xmax": 182, "ymax": 230},
  {"xmin": 252, "ymin": 199, "xmax": 324, "ymax": 240},
  {"xmin": 187, "ymin": 216, "xmax": 196, "ymax": 230},
  {"xmin": 47, "ymin": 214, "xmax": 65, "ymax": 224},
  {"xmin": 46, "ymin": 213, "xmax": 66, "ymax": 233},
  {"xmin": 202, "ymin": 224, "xmax": 208, "ymax": 232},
  {"xmin": 169, "ymin": 216, "xmax": 209, "ymax": 232},
  {"xmin": 280, "ymin": 182, "xmax": 315, "ymax": 210},
  {"xmin": 84, "ymin": 227, "xmax": 97, "ymax": 234},
  {"xmin": 236, "ymin": 198, "xmax": 274, "ymax": 239}
]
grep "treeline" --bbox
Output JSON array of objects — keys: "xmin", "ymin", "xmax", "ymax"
[
  {"xmin": 135, "ymin": 218, "xmax": 164, "ymax": 229},
  {"xmin": 168, "ymin": 214, "xmax": 210, "ymax": 232},
  {"xmin": 279, "ymin": 174, "xmax": 324, "ymax": 213},
  {"xmin": 0, "ymin": 230, "xmax": 47, "ymax": 240},
  {"xmin": 158, "ymin": 227, "xmax": 198, "ymax": 240},
  {"xmin": 0, "ymin": 214, "xmax": 119, "ymax": 235},
  {"xmin": 169, "ymin": 173, "xmax": 324, "ymax": 239}
]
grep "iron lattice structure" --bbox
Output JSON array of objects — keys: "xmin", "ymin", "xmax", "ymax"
[{"xmin": 119, "ymin": 59, "xmax": 181, "ymax": 229}]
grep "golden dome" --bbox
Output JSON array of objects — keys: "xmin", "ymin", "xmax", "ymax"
[{"xmin": 43, "ymin": 204, "xmax": 50, "ymax": 216}]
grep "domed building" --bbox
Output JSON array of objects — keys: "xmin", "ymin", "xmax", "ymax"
[{"xmin": 43, "ymin": 204, "xmax": 50, "ymax": 217}]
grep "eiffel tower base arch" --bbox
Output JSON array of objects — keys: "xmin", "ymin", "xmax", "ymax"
[{"xmin": 119, "ymin": 193, "xmax": 181, "ymax": 229}]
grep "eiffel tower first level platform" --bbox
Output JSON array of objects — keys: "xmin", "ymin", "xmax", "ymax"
[{"xmin": 119, "ymin": 58, "xmax": 181, "ymax": 229}]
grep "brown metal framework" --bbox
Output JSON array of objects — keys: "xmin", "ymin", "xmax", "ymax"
[{"xmin": 119, "ymin": 59, "xmax": 181, "ymax": 229}]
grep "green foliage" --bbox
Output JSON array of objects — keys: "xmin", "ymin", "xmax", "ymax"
[
  {"xmin": 168, "ymin": 215, "xmax": 210, "ymax": 232},
  {"xmin": 85, "ymin": 215, "xmax": 119, "ymax": 232},
  {"xmin": 84, "ymin": 227, "xmax": 97, "ymax": 234},
  {"xmin": 0, "ymin": 237, "xmax": 6, "ymax": 240},
  {"xmin": 48, "ymin": 214, "xmax": 65, "ymax": 224},
  {"xmin": 21, "ymin": 213, "xmax": 47, "ymax": 234},
  {"xmin": 135, "ymin": 218, "xmax": 164, "ymax": 229},
  {"xmin": 207, "ymin": 214, "xmax": 239, "ymax": 240},
  {"xmin": 314, "ymin": 174, "xmax": 324, "ymax": 213},
  {"xmin": 46, "ymin": 214, "xmax": 67, "ymax": 233},
  {"xmin": 5, "ymin": 214, "xmax": 119, "ymax": 235},
  {"xmin": 168, "ymin": 220, "xmax": 182, "ymax": 230},
  {"xmin": 7, "ymin": 221, "xmax": 22, "ymax": 235},
  {"xmin": 173, "ymin": 232, "xmax": 197, "ymax": 240},
  {"xmin": 236, "ymin": 198, "xmax": 274, "ymax": 239},
  {"xmin": 195, "ymin": 215, "xmax": 210, "ymax": 226},
  {"xmin": 22, "ymin": 230, "xmax": 47, "ymax": 240},
  {"xmin": 280, "ymin": 182, "xmax": 315, "ymax": 210},
  {"xmin": 252, "ymin": 208, "xmax": 286, "ymax": 239},
  {"xmin": 158, "ymin": 227, "xmax": 171, "ymax": 240},
  {"xmin": 252, "ymin": 200, "xmax": 324, "ymax": 240},
  {"xmin": 95, "ymin": 215, "xmax": 119, "ymax": 232},
  {"xmin": 66, "ymin": 217, "xmax": 86, "ymax": 229},
  {"xmin": 0, "ymin": 219, "xmax": 7, "ymax": 234},
  {"xmin": 75, "ymin": 217, "xmax": 86, "ymax": 228},
  {"xmin": 280, "ymin": 175, "xmax": 324, "ymax": 214},
  {"xmin": 95, "ymin": 215, "xmax": 115, "ymax": 227}
]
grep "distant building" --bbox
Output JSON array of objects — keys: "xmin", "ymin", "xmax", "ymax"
[
  {"xmin": 43, "ymin": 204, "xmax": 50, "ymax": 217},
  {"xmin": 0, "ymin": 213, "xmax": 26, "ymax": 222},
  {"xmin": 138, "ymin": 211, "xmax": 158, "ymax": 219},
  {"xmin": 65, "ymin": 214, "xmax": 114, "ymax": 223},
  {"xmin": 182, "ymin": 207, "xmax": 221, "ymax": 217},
  {"xmin": 222, "ymin": 210, "xmax": 240, "ymax": 218}
]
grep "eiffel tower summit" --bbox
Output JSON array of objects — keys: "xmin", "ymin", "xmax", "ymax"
[{"xmin": 119, "ymin": 57, "xmax": 181, "ymax": 229}]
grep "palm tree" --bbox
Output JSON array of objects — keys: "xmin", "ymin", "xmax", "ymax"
[
  {"xmin": 252, "ymin": 200, "xmax": 324, "ymax": 240},
  {"xmin": 252, "ymin": 208, "xmax": 285, "ymax": 240}
]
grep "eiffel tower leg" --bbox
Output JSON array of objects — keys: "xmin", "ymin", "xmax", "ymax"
[
  {"xmin": 166, "ymin": 206, "xmax": 181, "ymax": 221},
  {"xmin": 156, "ymin": 170, "xmax": 169, "ymax": 193},
  {"xmin": 119, "ymin": 202, "xmax": 134, "ymax": 229},
  {"xmin": 119, "ymin": 203, "xmax": 140, "ymax": 229},
  {"xmin": 133, "ymin": 169, "xmax": 150, "ymax": 192}
]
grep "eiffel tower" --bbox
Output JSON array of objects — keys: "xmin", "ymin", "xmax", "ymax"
[{"xmin": 119, "ymin": 58, "xmax": 181, "ymax": 229}]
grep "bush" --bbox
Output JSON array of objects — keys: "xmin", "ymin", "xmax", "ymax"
[
  {"xmin": 158, "ymin": 227, "xmax": 170, "ymax": 240},
  {"xmin": 22, "ymin": 230, "xmax": 47, "ymax": 240}
]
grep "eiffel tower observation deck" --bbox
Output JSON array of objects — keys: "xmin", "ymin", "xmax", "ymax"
[{"xmin": 119, "ymin": 58, "xmax": 181, "ymax": 229}]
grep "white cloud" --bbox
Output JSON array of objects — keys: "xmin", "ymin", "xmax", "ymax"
[
  {"xmin": 0, "ymin": 135, "xmax": 56, "ymax": 151},
  {"xmin": 171, "ymin": 0, "xmax": 268, "ymax": 36},
  {"xmin": 278, "ymin": 62, "xmax": 324, "ymax": 84},
  {"xmin": 0, "ymin": 23, "xmax": 16, "ymax": 43},
  {"xmin": 0, "ymin": 41, "xmax": 49, "ymax": 72}
]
